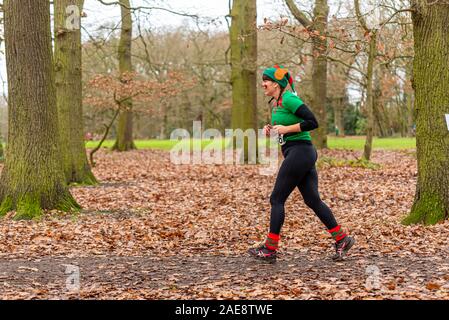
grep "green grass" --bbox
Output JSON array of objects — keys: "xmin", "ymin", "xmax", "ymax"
[
  {"xmin": 1, "ymin": 137, "xmax": 416, "ymax": 153},
  {"xmin": 85, "ymin": 139, "xmax": 177, "ymax": 150},
  {"xmin": 85, "ymin": 136, "xmax": 416, "ymax": 151},
  {"xmin": 85, "ymin": 138, "xmax": 227, "ymax": 151},
  {"xmin": 327, "ymin": 136, "xmax": 416, "ymax": 150},
  {"xmin": 317, "ymin": 156, "xmax": 381, "ymax": 170}
]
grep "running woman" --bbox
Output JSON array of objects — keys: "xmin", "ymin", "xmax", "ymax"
[{"xmin": 248, "ymin": 65, "xmax": 355, "ymax": 262}]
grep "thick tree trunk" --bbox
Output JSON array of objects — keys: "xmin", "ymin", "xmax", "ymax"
[
  {"xmin": 112, "ymin": 0, "xmax": 136, "ymax": 152},
  {"xmin": 286, "ymin": 0, "xmax": 329, "ymax": 148},
  {"xmin": 230, "ymin": 0, "xmax": 258, "ymax": 163},
  {"xmin": 403, "ymin": 0, "xmax": 449, "ymax": 225},
  {"xmin": 0, "ymin": 0, "xmax": 80, "ymax": 219},
  {"xmin": 54, "ymin": 0, "xmax": 97, "ymax": 185},
  {"xmin": 311, "ymin": 0, "xmax": 329, "ymax": 148}
]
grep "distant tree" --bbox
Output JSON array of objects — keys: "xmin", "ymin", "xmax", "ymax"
[
  {"xmin": 113, "ymin": 0, "xmax": 136, "ymax": 151},
  {"xmin": 85, "ymin": 71, "xmax": 194, "ymax": 165},
  {"xmin": 354, "ymin": 0, "xmax": 377, "ymax": 160}
]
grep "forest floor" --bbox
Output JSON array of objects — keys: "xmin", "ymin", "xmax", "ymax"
[{"xmin": 0, "ymin": 148, "xmax": 448, "ymax": 300}]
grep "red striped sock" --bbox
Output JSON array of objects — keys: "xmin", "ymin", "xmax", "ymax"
[
  {"xmin": 265, "ymin": 233, "xmax": 280, "ymax": 250},
  {"xmin": 328, "ymin": 225, "xmax": 347, "ymax": 242}
]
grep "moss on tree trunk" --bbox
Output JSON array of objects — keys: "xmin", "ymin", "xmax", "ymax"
[
  {"xmin": 403, "ymin": 0, "xmax": 449, "ymax": 225},
  {"xmin": 0, "ymin": 0, "xmax": 80, "ymax": 220},
  {"xmin": 54, "ymin": 0, "xmax": 97, "ymax": 185},
  {"xmin": 112, "ymin": 0, "xmax": 136, "ymax": 152}
]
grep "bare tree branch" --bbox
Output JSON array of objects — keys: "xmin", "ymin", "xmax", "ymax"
[
  {"xmin": 96, "ymin": 0, "xmax": 199, "ymax": 19},
  {"xmin": 285, "ymin": 0, "xmax": 313, "ymax": 29},
  {"xmin": 354, "ymin": 0, "xmax": 370, "ymax": 32}
]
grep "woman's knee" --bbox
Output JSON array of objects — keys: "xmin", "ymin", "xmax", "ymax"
[
  {"xmin": 270, "ymin": 192, "xmax": 286, "ymax": 206},
  {"xmin": 303, "ymin": 196, "xmax": 322, "ymax": 210}
]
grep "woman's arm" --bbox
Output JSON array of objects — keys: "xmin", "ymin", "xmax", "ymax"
[
  {"xmin": 294, "ymin": 103, "xmax": 319, "ymax": 131},
  {"xmin": 276, "ymin": 103, "xmax": 319, "ymax": 134}
]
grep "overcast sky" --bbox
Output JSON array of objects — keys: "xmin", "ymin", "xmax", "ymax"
[
  {"xmin": 82, "ymin": 0, "xmax": 292, "ymax": 32},
  {"xmin": 0, "ymin": 0, "xmax": 358, "ymax": 97},
  {"xmin": 0, "ymin": 0, "xmax": 297, "ymax": 95}
]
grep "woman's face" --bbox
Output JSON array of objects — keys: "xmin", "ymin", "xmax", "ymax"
[{"xmin": 262, "ymin": 79, "xmax": 279, "ymax": 97}]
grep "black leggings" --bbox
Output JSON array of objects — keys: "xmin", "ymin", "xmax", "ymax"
[{"xmin": 269, "ymin": 141, "xmax": 338, "ymax": 234}]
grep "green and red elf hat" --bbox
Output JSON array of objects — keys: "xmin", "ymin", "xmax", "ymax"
[{"xmin": 262, "ymin": 64, "xmax": 296, "ymax": 93}]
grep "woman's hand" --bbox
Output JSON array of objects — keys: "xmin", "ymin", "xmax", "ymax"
[
  {"xmin": 273, "ymin": 124, "xmax": 301, "ymax": 135},
  {"xmin": 263, "ymin": 124, "xmax": 272, "ymax": 136},
  {"xmin": 273, "ymin": 125, "xmax": 290, "ymax": 135}
]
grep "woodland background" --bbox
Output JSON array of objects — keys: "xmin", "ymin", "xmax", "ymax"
[{"xmin": 0, "ymin": 0, "xmax": 448, "ymax": 300}]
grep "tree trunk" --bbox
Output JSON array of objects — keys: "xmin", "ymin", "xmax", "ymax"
[
  {"xmin": 334, "ymin": 97, "xmax": 345, "ymax": 137},
  {"xmin": 406, "ymin": 93, "xmax": 415, "ymax": 137},
  {"xmin": 0, "ymin": 0, "xmax": 80, "ymax": 219},
  {"xmin": 230, "ymin": 0, "xmax": 258, "ymax": 163},
  {"xmin": 403, "ymin": 0, "xmax": 449, "ymax": 225},
  {"xmin": 112, "ymin": 0, "xmax": 136, "ymax": 151},
  {"xmin": 286, "ymin": 0, "xmax": 329, "ymax": 148},
  {"xmin": 373, "ymin": 82, "xmax": 388, "ymax": 137},
  {"xmin": 160, "ymin": 109, "xmax": 167, "ymax": 140},
  {"xmin": 54, "ymin": 0, "xmax": 97, "ymax": 185},
  {"xmin": 405, "ymin": 64, "xmax": 415, "ymax": 137},
  {"xmin": 362, "ymin": 33, "xmax": 376, "ymax": 160},
  {"xmin": 311, "ymin": 0, "xmax": 329, "ymax": 148},
  {"xmin": 399, "ymin": 95, "xmax": 409, "ymax": 137}
]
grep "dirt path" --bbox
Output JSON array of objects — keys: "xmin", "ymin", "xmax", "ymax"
[{"xmin": 1, "ymin": 251, "xmax": 449, "ymax": 299}]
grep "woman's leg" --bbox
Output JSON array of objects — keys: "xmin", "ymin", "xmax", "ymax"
[
  {"xmin": 296, "ymin": 166, "xmax": 338, "ymax": 230},
  {"xmin": 250, "ymin": 144, "xmax": 315, "ymax": 261},
  {"xmin": 297, "ymin": 165, "xmax": 356, "ymax": 260},
  {"xmin": 297, "ymin": 166, "xmax": 353, "ymax": 251},
  {"xmin": 269, "ymin": 160, "xmax": 299, "ymax": 235},
  {"xmin": 269, "ymin": 145, "xmax": 316, "ymax": 235}
]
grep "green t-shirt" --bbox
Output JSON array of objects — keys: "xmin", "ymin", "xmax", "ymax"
[{"xmin": 271, "ymin": 91, "xmax": 312, "ymax": 141}]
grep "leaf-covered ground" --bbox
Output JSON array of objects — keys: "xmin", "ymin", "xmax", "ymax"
[{"xmin": 0, "ymin": 149, "xmax": 448, "ymax": 299}]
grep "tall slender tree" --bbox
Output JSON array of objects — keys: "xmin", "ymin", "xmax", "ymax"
[
  {"xmin": 354, "ymin": 0, "xmax": 377, "ymax": 161},
  {"xmin": 285, "ymin": 0, "xmax": 329, "ymax": 149},
  {"xmin": 54, "ymin": 0, "xmax": 97, "ymax": 184},
  {"xmin": 0, "ymin": 0, "xmax": 80, "ymax": 219},
  {"xmin": 403, "ymin": 0, "xmax": 449, "ymax": 225},
  {"xmin": 112, "ymin": 0, "xmax": 136, "ymax": 151},
  {"xmin": 230, "ymin": 0, "xmax": 258, "ymax": 163}
]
